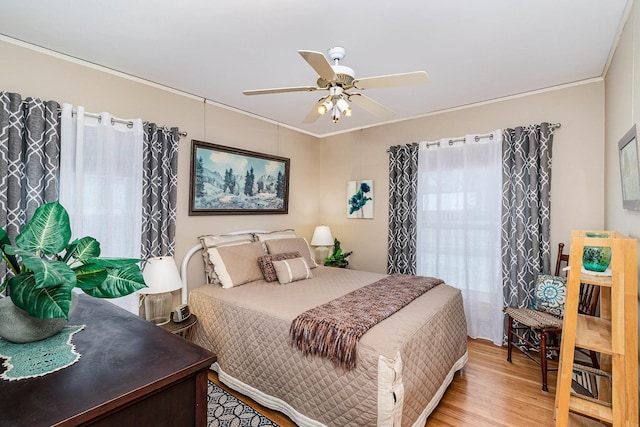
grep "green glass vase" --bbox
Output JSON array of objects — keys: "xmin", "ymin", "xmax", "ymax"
[{"xmin": 582, "ymin": 232, "xmax": 612, "ymax": 272}]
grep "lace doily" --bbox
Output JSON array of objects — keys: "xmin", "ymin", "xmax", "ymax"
[
  {"xmin": 581, "ymin": 267, "xmax": 612, "ymax": 277},
  {"xmin": 0, "ymin": 324, "xmax": 85, "ymax": 381}
]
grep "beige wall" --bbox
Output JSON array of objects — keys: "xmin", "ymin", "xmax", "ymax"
[
  {"xmin": 0, "ymin": 36, "xmax": 608, "ymax": 289},
  {"xmin": 0, "ymin": 38, "xmax": 320, "ymax": 298},
  {"xmin": 605, "ymin": 2, "xmax": 640, "ymax": 239},
  {"xmin": 320, "ymin": 82, "xmax": 606, "ymax": 273},
  {"xmin": 603, "ymin": 0, "xmax": 640, "ymax": 389}
]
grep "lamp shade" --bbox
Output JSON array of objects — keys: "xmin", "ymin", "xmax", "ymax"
[
  {"xmin": 310, "ymin": 225, "xmax": 334, "ymax": 246},
  {"xmin": 140, "ymin": 256, "xmax": 183, "ymax": 295}
]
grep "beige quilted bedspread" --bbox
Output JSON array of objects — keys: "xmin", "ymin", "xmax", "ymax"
[{"xmin": 190, "ymin": 266, "xmax": 467, "ymax": 426}]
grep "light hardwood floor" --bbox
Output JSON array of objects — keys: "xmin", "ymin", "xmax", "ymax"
[{"xmin": 208, "ymin": 338, "xmax": 566, "ymax": 426}]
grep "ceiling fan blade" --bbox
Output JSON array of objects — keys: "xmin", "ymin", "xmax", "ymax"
[
  {"xmin": 302, "ymin": 100, "xmax": 323, "ymax": 123},
  {"xmin": 348, "ymin": 93, "xmax": 395, "ymax": 119},
  {"xmin": 353, "ymin": 71, "xmax": 430, "ymax": 90},
  {"xmin": 298, "ymin": 50, "xmax": 336, "ymax": 81},
  {"xmin": 243, "ymin": 86, "xmax": 319, "ymax": 96}
]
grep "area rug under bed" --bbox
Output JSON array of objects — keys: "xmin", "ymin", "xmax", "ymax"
[{"xmin": 208, "ymin": 380, "xmax": 280, "ymax": 427}]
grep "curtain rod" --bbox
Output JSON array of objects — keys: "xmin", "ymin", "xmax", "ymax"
[
  {"xmin": 425, "ymin": 131, "xmax": 495, "ymax": 148},
  {"xmin": 18, "ymin": 101, "xmax": 188, "ymax": 137},
  {"xmin": 64, "ymin": 109, "xmax": 189, "ymax": 137},
  {"xmin": 386, "ymin": 123, "xmax": 561, "ymax": 152}
]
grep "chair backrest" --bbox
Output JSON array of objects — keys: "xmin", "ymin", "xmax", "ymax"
[
  {"xmin": 578, "ymin": 284, "xmax": 600, "ymax": 316},
  {"xmin": 555, "ymin": 242, "xmax": 600, "ymax": 316},
  {"xmin": 555, "ymin": 242, "xmax": 570, "ymax": 276}
]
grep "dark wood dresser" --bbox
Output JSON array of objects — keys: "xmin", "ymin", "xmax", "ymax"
[{"xmin": 0, "ymin": 294, "xmax": 216, "ymax": 426}]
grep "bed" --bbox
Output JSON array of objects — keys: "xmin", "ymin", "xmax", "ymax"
[{"xmin": 183, "ymin": 231, "xmax": 468, "ymax": 427}]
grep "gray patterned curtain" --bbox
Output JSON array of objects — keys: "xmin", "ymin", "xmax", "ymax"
[
  {"xmin": 0, "ymin": 91, "xmax": 61, "ymax": 283},
  {"xmin": 502, "ymin": 123, "xmax": 554, "ymax": 321},
  {"xmin": 141, "ymin": 123, "xmax": 179, "ymax": 258},
  {"xmin": 387, "ymin": 143, "xmax": 418, "ymax": 274}
]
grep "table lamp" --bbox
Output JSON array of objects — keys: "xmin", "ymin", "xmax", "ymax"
[
  {"xmin": 140, "ymin": 256, "xmax": 183, "ymax": 325},
  {"xmin": 310, "ymin": 225, "xmax": 334, "ymax": 265}
]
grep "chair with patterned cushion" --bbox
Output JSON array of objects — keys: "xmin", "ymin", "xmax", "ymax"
[{"xmin": 503, "ymin": 243, "xmax": 600, "ymax": 392}]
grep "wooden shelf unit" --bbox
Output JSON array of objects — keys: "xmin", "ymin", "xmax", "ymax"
[{"xmin": 555, "ymin": 230, "xmax": 638, "ymax": 426}]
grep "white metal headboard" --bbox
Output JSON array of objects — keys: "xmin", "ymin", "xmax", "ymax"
[{"xmin": 179, "ymin": 230, "xmax": 270, "ymax": 304}]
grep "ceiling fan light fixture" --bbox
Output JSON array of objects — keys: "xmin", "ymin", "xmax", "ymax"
[
  {"xmin": 336, "ymin": 98, "xmax": 351, "ymax": 117},
  {"xmin": 318, "ymin": 99, "xmax": 333, "ymax": 115},
  {"xmin": 244, "ymin": 46, "xmax": 426, "ymax": 124},
  {"xmin": 331, "ymin": 107, "xmax": 341, "ymax": 123}
]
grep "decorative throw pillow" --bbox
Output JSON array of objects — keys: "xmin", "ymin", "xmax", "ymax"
[
  {"xmin": 265, "ymin": 237, "xmax": 318, "ymax": 268},
  {"xmin": 272, "ymin": 257, "xmax": 312, "ymax": 284},
  {"xmin": 534, "ymin": 274, "xmax": 567, "ymax": 318},
  {"xmin": 206, "ymin": 241, "xmax": 266, "ymax": 288},
  {"xmin": 199, "ymin": 233, "xmax": 254, "ymax": 284},
  {"xmin": 257, "ymin": 251, "xmax": 302, "ymax": 282}
]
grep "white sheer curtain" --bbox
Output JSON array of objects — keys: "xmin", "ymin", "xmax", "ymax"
[
  {"xmin": 416, "ymin": 130, "xmax": 504, "ymax": 345},
  {"xmin": 59, "ymin": 104, "xmax": 144, "ymax": 314}
]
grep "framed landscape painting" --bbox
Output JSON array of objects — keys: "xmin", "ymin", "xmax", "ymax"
[{"xmin": 189, "ymin": 140, "xmax": 290, "ymax": 215}]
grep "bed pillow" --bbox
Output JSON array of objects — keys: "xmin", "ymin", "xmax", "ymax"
[
  {"xmin": 199, "ymin": 233, "xmax": 255, "ymax": 284},
  {"xmin": 253, "ymin": 229, "xmax": 297, "ymax": 251},
  {"xmin": 534, "ymin": 274, "xmax": 567, "ymax": 318},
  {"xmin": 264, "ymin": 237, "xmax": 318, "ymax": 268},
  {"xmin": 253, "ymin": 229, "xmax": 297, "ymax": 242},
  {"xmin": 206, "ymin": 241, "xmax": 266, "ymax": 288},
  {"xmin": 272, "ymin": 257, "xmax": 313, "ymax": 284},
  {"xmin": 257, "ymin": 251, "xmax": 302, "ymax": 282}
]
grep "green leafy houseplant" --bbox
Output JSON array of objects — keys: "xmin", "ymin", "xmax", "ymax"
[
  {"xmin": 324, "ymin": 238, "xmax": 353, "ymax": 268},
  {"xmin": 0, "ymin": 201, "xmax": 147, "ymax": 320}
]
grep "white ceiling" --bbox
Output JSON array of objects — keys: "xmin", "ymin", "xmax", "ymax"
[{"xmin": 0, "ymin": 0, "xmax": 630, "ymax": 137}]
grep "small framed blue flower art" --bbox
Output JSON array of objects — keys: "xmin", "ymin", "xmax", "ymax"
[{"xmin": 347, "ymin": 180, "xmax": 374, "ymax": 219}]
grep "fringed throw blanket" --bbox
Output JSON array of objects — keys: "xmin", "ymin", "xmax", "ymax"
[{"xmin": 289, "ymin": 274, "xmax": 443, "ymax": 370}]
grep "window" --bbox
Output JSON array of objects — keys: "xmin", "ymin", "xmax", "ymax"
[{"xmin": 416, "ymin": 134, "xmax": 504, "ymax": 345}]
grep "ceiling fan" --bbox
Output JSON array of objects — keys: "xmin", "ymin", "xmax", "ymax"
[{"xmin": 243, "ymin": 46, "xmax": 430, "ymax": 123}]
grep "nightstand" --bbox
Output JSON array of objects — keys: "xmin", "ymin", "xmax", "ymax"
[{"xmin": 160, "ymin": 313, "xmax": 198, "ymax": 341}]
